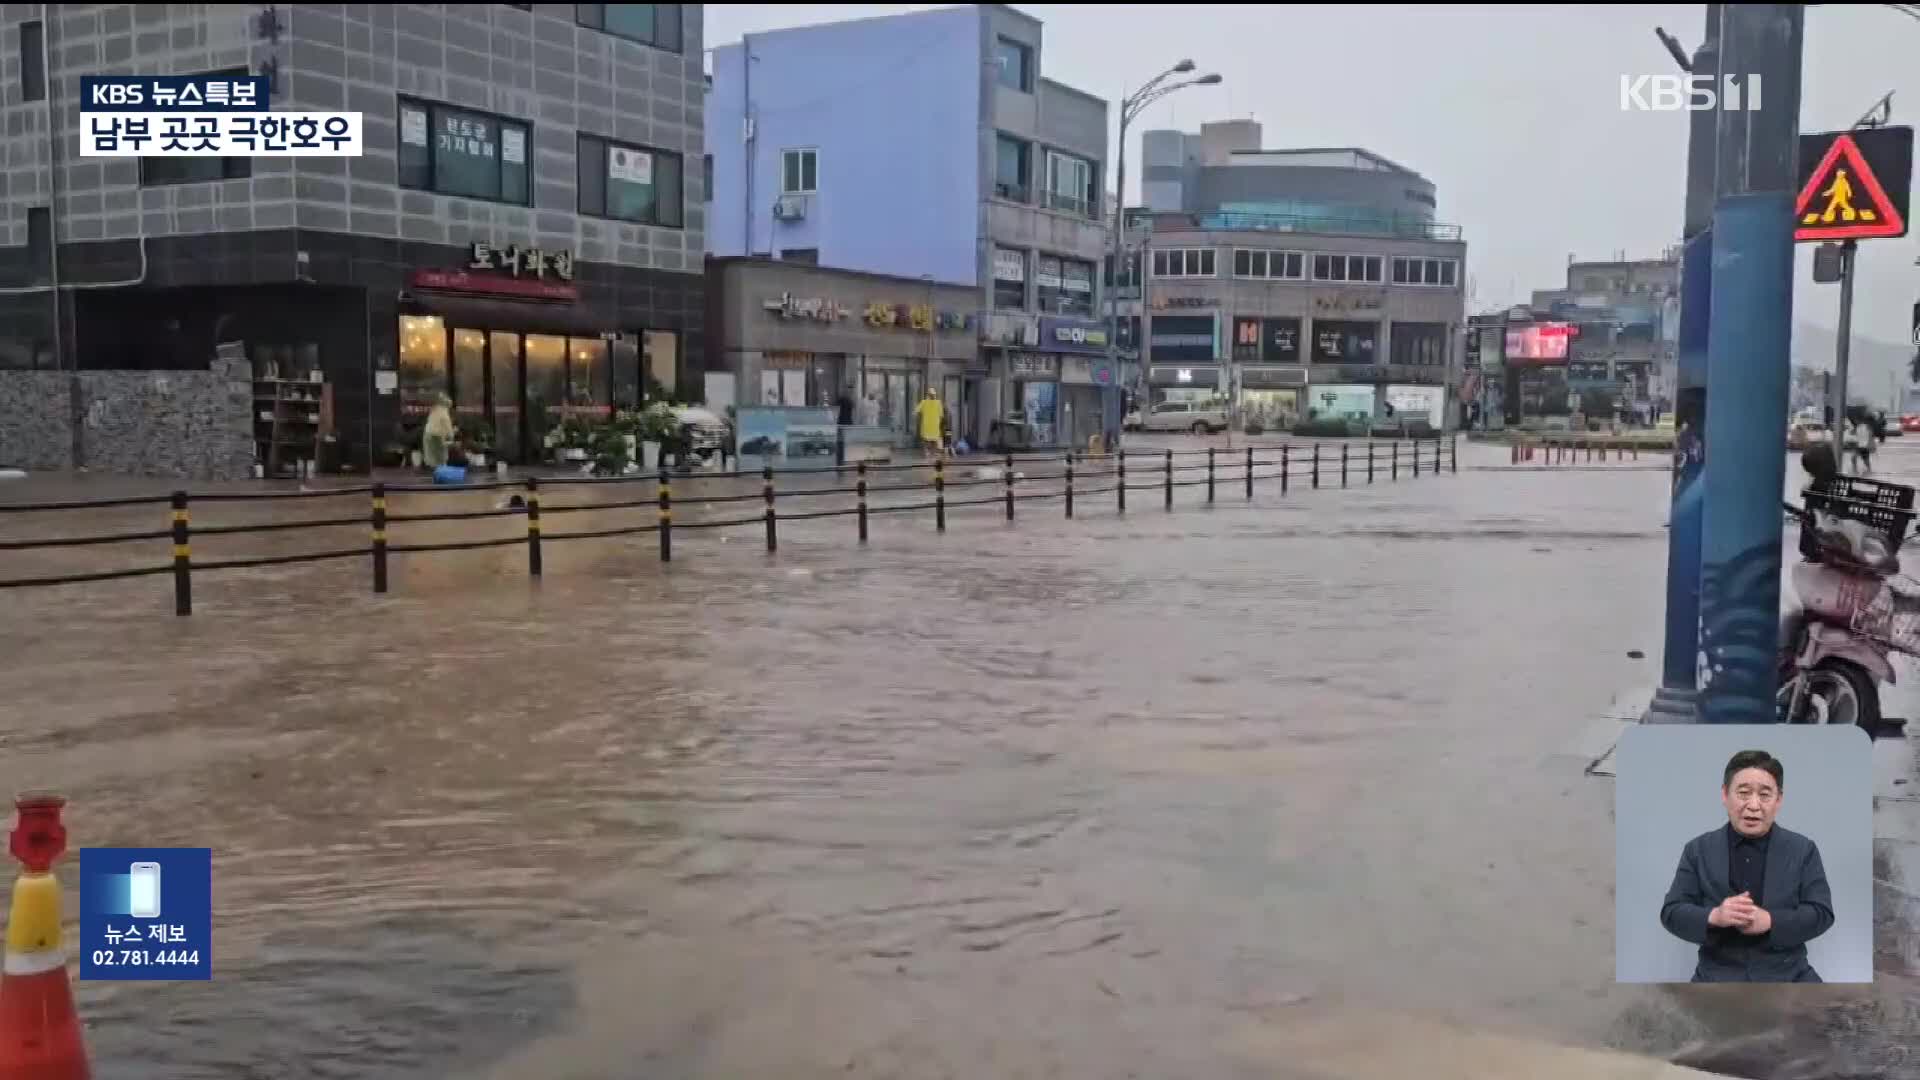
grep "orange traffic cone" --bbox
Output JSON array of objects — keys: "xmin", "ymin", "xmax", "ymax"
[{"xmin": 1, "ymin": 793, "xmax": 90, "ymax": 1079}]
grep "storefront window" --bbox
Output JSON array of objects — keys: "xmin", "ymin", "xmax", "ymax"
[
  {"xmin": 398, "ymin": 315, "xmax": 447, "ymax": 418},
  {"xmin": 490, "ymin": 331, "xmax": 523, "ymax": 463},
  {"xmin": 525, "ymin": 334, "xmax": 567, "ymax": 445},
  {"xmin": 452, "ymin": 328, "xmax": 487, "ymax": 422},
  {"xmin": 569, "ymin": 337, "xmax": 611, "ymax": 418},
  {"xmin": 643, "ymin": 330, "xmax": 678, "ymax": 397},
  {"xmin": 611, "ymin": 335, "xmax": 641, "ymax": 408}
]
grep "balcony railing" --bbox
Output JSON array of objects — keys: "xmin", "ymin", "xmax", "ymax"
[
  {"xmin": 1192, "ymin": 210, "xmax": 1463, "ymax": 242},
  {"xmin": 994, "ymin": 181, "xmax": 1030, "ymax": 203},
  {"xmin": 1046, "ymin": 191, "xmax": 1092, "ymax": 217}
]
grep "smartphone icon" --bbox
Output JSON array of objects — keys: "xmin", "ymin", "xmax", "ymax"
[{"xmin": 128, "ymin": 862, "xmax": 162, "ymax": 919}]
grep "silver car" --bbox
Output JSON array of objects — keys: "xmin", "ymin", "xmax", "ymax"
[{"xmin": 1131, "ymin": 400, "xmax": 1229, "ymax": 434}]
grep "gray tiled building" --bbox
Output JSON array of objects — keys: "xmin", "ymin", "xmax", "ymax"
[{"xmin": 0, "ymin": 3, "xmax": 704, "ymax": 471}]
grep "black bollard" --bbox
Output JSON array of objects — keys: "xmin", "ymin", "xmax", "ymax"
[
  {"xmin": 370, "ymin": 482, "xmax": 388, "ymax": 594},
  {"xmin": 658, "ymin": 471, "xmax": 672, "ymax": 563},
  {"xmin": 1279, "ymin": 444, "xmax": 1287, "ymax": 496},
  {"xmin": 1065, "ymin": 453, "xmax": 1075, "ymax": 519},
  {"xmin": 1341, "ymin": 443, "xmax": 1349, "ymax": 488},
  {"xmin": 857, "ymin": 461, "xmax": 869, "ymax": 544},
  {"xmin": 1163, "ymin": 448, "xmax": 1173, "ymax": 511},
  {"xmin": 1005, "ymin": 453, "xmax": 1016, "ymax": 522},
  {"xmin": 525, "ymin": 477, "xmax": 543, "ymax": 577},
  {"xmin": 1368, "ymin": 441, "xmax": 1376, "ymax": 484},
  {"xmin": 1118, "ymin": 450, "xmax": 1127, "ymax": 514},
  {"xmin": 1312, "ymin": 444, "xmax": 1320, "ymax": 490},
  {"xmin": 1207, "ymin": 447, "xmax": 1216, "ymax": 503},
  {"xmin": 935, "ymin": 455, "xmax": 947, "ymax": 532},
  {"xmin": 763, "ymin": 465, "xmax": 778, "ymax": 552}
]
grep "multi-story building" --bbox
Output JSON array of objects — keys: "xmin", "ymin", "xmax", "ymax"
[
  {"xmin": 1110, "ymin": 120, "xmax": 1466, "ymax": 431},
  {"xmin": 706, "ymin": 4, "xmax": 1114, "ymax": 450},
  {"xmin": 0, "ymin": 4, "xmax": 705, "ymax": 473},
  {"xmin": 1529, "ymin": 252, "xmax": 1680, "ymax": 422}
]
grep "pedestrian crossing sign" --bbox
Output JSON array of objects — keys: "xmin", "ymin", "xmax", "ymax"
[{"xmin": 1794, "ymin": 128, "xmax": 1911, "ymax": 243}]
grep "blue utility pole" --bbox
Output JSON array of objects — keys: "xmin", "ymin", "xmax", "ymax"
[
  {"xmin": 1696, "ymin": 4, "xmax": 1805, "ymax": 724},
  {"xmin": 1649, "ymin": 8, "xmax": 1722, "ymax": 722}
]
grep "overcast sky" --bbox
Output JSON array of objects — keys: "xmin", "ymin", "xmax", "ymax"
[{"xmin": 705, "ymin": 4, "xmax": 1920, "ymax": 350}]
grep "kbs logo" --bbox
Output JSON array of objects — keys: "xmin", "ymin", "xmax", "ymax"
[
  {"xmin": 88, "ymin": 83, "xmax": 145, "ymax": 106},
  {"xmin": 1619, "ymin": 74, "xmax": 1763, "ymax": 112}
]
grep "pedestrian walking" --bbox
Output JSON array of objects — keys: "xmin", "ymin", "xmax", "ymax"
[
  {"xmin": 915, "ymin": 389, "xmax": 945, "ymax": 457},
  {"xmin": 422, "ymin": 393, "xmax": 455, "ymax": 470},
  {"xmin": 1846, "ymin": 416, "xmax": 1875, "ymax": 475}
]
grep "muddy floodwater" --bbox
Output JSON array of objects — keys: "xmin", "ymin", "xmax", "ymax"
[{"xmin": 2, "ymin": 440, "xmax": 1918, "ymax": 1078}]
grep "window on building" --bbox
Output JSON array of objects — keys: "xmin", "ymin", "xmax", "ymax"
[
  {"xmin": 992, "ymin": 246, "xmax": 1026, "ymax": 309},
  {"xmin": 575, "ymin": 4, "xmax": 683, "ymax": 53},
  {"xmin": 1036, "ymin": 254, "xmax": 1094, "ymax": 317},
  {"xmin": 1105, "ymin": 250, "xmax": 1141, "ymax": 290},
  {"xmin": 1232, "ymin": 249, "xmax": 1305, "ymax": 281},
  {"xmin": 1151, "ymin": 248, "xmax": 1216, "ymax": 278},
  {"xmin": 781, "ymin": 148, "xmax": 817, "ymax": 195},
  {"xmin": 577, "ymin": 133, "xmax": 683, "ymax": 227},
  {"xmin": 781, "ymin": 248, "xmax": 819, "ymax": 265},
  {"xmin": 995, "ymin": 134, "xmax": 1030, "ymax": 202},
  {"xmin": 702, "ymin": 153, "xmax": 713, "ymax": 202},
  {"xmin": 1390, "ymin": 322, "xmax": 1450, "ymax": 367},
  {"xmin": 19, "ymin": 21, "xmax": 44, "ymax": 103},
  {"xmin": 1045, "ymin": 150, "xmax": 1095, "ymax": 217},
  {"xmin": 399, "ymin": 98, "xmax": 532, "ymax": 205},
  {"xmin": 1391, "ymin": 256, "xmax": 1458, "ymax": 287},
  {"xmin": 26, "ymin": 206, "xmax": 50, "ymax": 283},
  {"xmin": 995, "ymin": 36, "xmax": 1032, "ymax": 93},
  {"xmin": 1311, "ymin": 253, "xmax": 1383, "ymax": 283}
]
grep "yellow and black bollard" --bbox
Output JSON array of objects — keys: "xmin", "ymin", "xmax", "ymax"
[
  {"xmin": 170, "ymin": 491, "xmax": 191, "ymax": 616},
  {"xmin": 370, "ymin": 482, "xmax": 388, "ymax": 594},
  {"xmin": 658, "ymin": 471, "xmax": 672, "ymax": 563}
]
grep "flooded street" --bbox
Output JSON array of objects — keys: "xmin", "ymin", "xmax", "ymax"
[{"xmin": 3, "ymin": 439, "xmax": 1918, "ymax": 1078}]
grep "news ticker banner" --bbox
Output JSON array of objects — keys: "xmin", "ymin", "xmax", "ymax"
[
  {"xmin": 79, "ymin": 74, "xmax": 362, "ymax": 158},
  {"xmin": 77, "ymin": 847, "xmax": 213, "ymax": 981}
]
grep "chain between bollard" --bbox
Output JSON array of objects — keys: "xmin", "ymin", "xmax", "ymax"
[{"xmin": 171, "ymin": 491, "xmax": 191, "ymax": 616}]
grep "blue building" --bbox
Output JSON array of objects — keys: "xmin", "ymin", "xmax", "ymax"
[{"xmin": 707, "ymin": 5, "xmax": 1115, "ymax": 450}]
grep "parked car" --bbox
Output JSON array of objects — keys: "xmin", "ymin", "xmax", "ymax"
[
  {"xmin": 1129, "ymin": 400, "xmax": 1230, "ymax": 434},
  {"xmin": 1786, "ymin": 421, "xmax": 1830, "ymax": 451}
]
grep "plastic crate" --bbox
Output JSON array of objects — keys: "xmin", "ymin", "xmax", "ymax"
[{"xmin": 1805, "ymin": 476, "xmax": 1917, "ymax": 547}]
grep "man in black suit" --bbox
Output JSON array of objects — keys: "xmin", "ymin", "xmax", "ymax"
[{"xmin": 1659, "ymin": 749, "xmax": 1835, "ymax": 982}]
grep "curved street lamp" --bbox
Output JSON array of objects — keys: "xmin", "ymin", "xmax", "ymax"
[{"xmin": 1105, "ymin": 63, "xmax": 1223, "ymax": 439}]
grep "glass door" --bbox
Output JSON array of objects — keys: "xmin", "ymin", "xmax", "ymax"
[{"xmin": 489, "ymin": 331, "xmax": 523, "ymax": 463}]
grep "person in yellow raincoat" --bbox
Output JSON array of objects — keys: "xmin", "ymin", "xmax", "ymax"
[
  {"xmin": 422, "ymin": 393, "xmax": 455, "ymax": 469},
  {"xmin": 915, "ymin": 389, "xmax": 945, "ymax": 457}
]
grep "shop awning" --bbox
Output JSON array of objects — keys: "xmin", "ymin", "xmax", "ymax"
[{"xmin": 399, "ymin": 291, "xmax": 612, "ymax": 336}]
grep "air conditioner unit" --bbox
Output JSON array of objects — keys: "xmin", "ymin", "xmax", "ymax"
[{"xmin": 772, "ymin": 194, "xmax": 808, "ymax": 221}]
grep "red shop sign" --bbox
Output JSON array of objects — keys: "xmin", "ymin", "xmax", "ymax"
[{"xmin": 409, "ymin": 267, "xmax": 579, "ymax": 302}]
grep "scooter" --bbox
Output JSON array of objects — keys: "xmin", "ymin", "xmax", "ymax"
[{"xmin": 1778, "ymin": 480, "xmax": 1919, "ymax": 728}]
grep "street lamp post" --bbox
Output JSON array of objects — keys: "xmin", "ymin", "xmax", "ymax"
[{"xmin": 1106, "ymin": 61, "xmax": 1222, "ymax": 447}]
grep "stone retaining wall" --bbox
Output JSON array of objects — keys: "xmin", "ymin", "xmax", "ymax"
[{"xmin": 0, "ymin": 353, "xmax": 252, "ymax": 481}]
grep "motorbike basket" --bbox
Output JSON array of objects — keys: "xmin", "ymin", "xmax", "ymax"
[{"xmin": 1805, "ymin": 476, "xmax": 1917, "ymax": 548}]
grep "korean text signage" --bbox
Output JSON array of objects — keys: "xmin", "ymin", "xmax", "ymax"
[
  {"xmin": 867, "ymin": 302, "xmax": 974, "ymax": 333},
  {"xmin": 1040, "ymin": 317, "xmax": 1108, "ymax": 354},
  {"xmin": 81, "ymin": 74, "xmax": 363, "ymax": 157},
  {"xmin": 79, "ymin": 847, "xmax": 212, "ymax": 981},
  {"xmin": 1149, "ymin": 315, "xmax": 1216, "ymax": 363},
  {"xmin": 411, "ymin": 241, "xmax": 578, "ymax": 301},
  {"xmin": 764, "ymin": 294, "xmax": 851, "ymax": 322},
  {"xmin": 1793, "ymin": 126, "xmax": 1912, "ymax": 243},
  {"xmin": 1008, "ymin": 353, "xmax": 1059, "ymax": 378}
]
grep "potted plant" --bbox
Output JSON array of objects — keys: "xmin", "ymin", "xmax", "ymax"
[
  {"xmin": 637, "ymin": 402, "xmax": 680, "ymax": 471},
  {"xmin": 589, "ymin": 423, "xmax": 632, "ymax": 476},
  {"xmin": 457, "ymin": 417, "xmax": 495, "ymax": 469}
]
